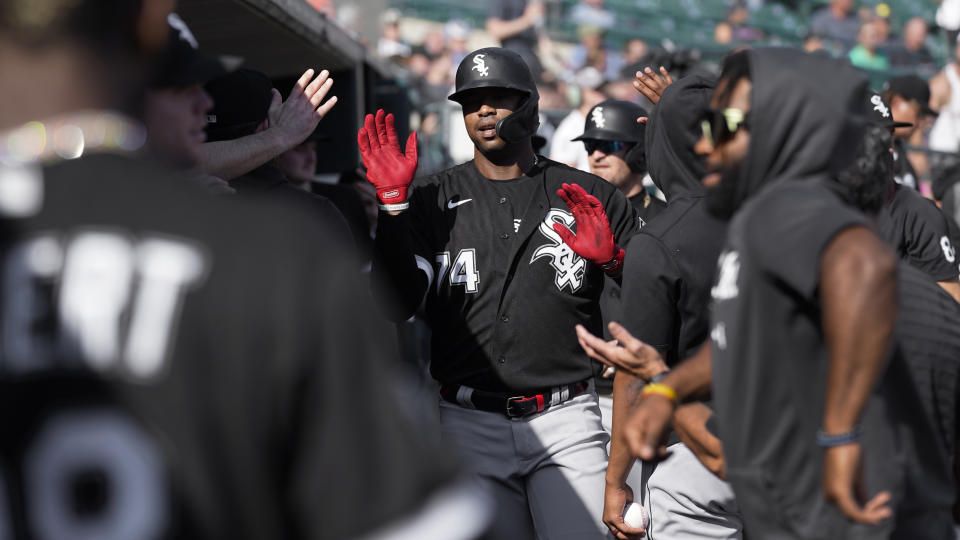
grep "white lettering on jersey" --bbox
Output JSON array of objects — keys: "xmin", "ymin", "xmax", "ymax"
[
  {"xmin": 941, "ymin": 235, "xmax": 957, "ymax": 263},
  {"xmin": 711, "ymin": 251, "xmax": 740, "ymax": 300},
  {"xmin": 1, "ymin": 231, "xmax": 208, "ymax": 379},
  {"xmin": 513, "ymin": 219, "xmax": 522, "ymax": 233},
  {"xmin": 530, "ymin": 209, "xmax": 587, "ymax": 292},
  {"xmin": 711, "ymin": 322, "xmax": 727, "ymax": 350},
  {"xmin": 591, "ymin": 107, "xmax": 606, "ymax": 128},
  {"xmin": 472, "ymin": 54, "xmax": 489, "ymax": 77}
]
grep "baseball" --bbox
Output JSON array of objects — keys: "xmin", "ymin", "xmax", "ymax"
[{"xmin": 623, "ymin": 502, "xmax": 647, "ymax": 529}]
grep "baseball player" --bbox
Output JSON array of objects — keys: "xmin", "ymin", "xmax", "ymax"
[
  {"xmin": 574, "ymin": 99, "xmax": 665, "ymax": 229},
  {"xmin": 359, "ymin": 47, "xmax": 638, "ymax": 539},
  {"xmin": 0, "ymin": 2, "xmax": 485, "ymax": 538}
]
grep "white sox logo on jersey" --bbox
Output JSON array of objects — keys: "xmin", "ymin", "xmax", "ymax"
[
  {"xmin": 531, "ymin": 209, "xmax": 586, "ymax": 292},
  {"xmin": 591, "ymin": 107, "xmax": 606, "ymax": 129},
  {"xmin": 472, "ymin": 54, "xmax": 489, "ymax": 77}
]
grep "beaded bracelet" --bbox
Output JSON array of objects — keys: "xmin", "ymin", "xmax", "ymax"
[{"xmin": 816, "ymin": 426, "xmax": 861, "ymax": 447}]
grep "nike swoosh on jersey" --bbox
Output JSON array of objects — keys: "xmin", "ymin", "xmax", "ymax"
[{"xmin": 447, "ymin": 198, "xmax": 473, "ymax": 209}]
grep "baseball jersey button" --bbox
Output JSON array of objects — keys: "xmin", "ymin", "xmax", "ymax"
[
  {"xmin": 500, "ymin": 233, "xmax": 510, "ymax": 239},
  {"xmin": 498, "ymin": 355, "xmax": 506, "ymax": 364},
  {"xmin": 501, "ymin": 315, "xmax": 509, "ymax": 322},
  {"xmin": 498, "ymin": 197, "xmax": 507, "ymax": 204}
]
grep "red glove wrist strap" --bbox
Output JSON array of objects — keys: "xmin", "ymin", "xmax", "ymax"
[{"xmin": 600, "ymin": 246, "xmax": 625, "ymax": 274}]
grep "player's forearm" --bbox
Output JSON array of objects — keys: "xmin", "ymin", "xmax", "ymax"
[
  {"xmin": 485, "ymin": 17, "xmax": 532, "ymax": 41},
  {"xmin": 820, "ymin": 227, "xmax": 897, "ymax": 434},
  {"xmin": 660, "ymin": 341, "xmax": 712, "ymax": 402},
  {"xmin": 371, "ymin": 211, "xmax": 429, "ymax": 320},
  {"xmin": 606, "ymin": 371, "xmax": 645, "ymax": 486},
  {"xmin": 672, "ymin": 404, "xmax": 726, "ymax": 479},
  {"xmin": 197, "ymin": 129, "xmax": 288, "ymax": 180}
]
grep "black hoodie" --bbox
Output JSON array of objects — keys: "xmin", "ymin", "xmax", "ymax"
[
  {"xmin": 711, "ymin": 48, "xmax": 951, "ymax": 538},
  {"xmin": 619, "ymin": 75, "xmax": 727, "ymax": 366}
]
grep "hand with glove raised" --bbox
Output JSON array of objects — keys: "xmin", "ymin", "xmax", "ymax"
[
  {"xmin": 553, "ymin": 183, "xmax": 625, "ymax": 275},
  {"xmin": 357, "ymin": 109, "xmax": 418, "ymax": 212}
]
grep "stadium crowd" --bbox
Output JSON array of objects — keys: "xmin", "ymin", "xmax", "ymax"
[{"xmin": 2, "ymin": 0, "xmax": 960, "ymax": 538}]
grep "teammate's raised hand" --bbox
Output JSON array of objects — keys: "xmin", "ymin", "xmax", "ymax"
[
  {"xmin": 633, "ymin": 66, "xmax": 674, "ymax": 105},
  {"xmin": 554, "ymin": 183, "xmax": 624, "ymax": 274},
  {"xmin": 357, "ymin": 109, "xmax": 418, "ymax": 207},
  {"xmin": 268, "ymin": 68, "xmax": 338, "ymax": 149},
  {"xmin": 575, "ymin": 322, "xmax": 668, "ymax": 381}
]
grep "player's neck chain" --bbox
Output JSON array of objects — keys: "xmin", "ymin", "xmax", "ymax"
[{"xmin": 0, "ymin": 110, "xmax": 147, "ymax": 167}]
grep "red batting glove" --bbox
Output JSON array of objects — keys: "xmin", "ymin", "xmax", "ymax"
[
  {"xmin": 357, "ymin": 109, "xmax": 418, "ymax": 206},
  {"xmin": 553, "ymin": 182, "xmax": 625, "ymax": 275}
]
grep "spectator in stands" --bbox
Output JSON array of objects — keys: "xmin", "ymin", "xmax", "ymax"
[
  {"xmin": 622, "ymin": 38, "xmax": 649, "ymax": 70},
  {"xmin": 810, "ymin": 0, "xmax": 860, "ymax": 50},
  {"xmin": 377, "ymin": 9, "xmax": 412, "ymax": 60},
  {"xmin": 726, "ymin": 2, "xmax": 764, "ymax": 42},
  {"xmin": 929, "ymin": 37, "xmax": 960, "ymax": 153},
  {"xmin": 569, "ymin": 0, "xmax": 615, "ymax": 30},
  {"xmin": 714, "ymin": 21, "xmax": 734, "ymax": 46},
  {"xmin": 445, "ymin": 20, "xmax": 472, "ymax": 75},
  {"xmin": 803, "ymin": 33, "xmax": 825, "ymax": 53},
  {"xmin": 413, "ymin": 28, "xmax": 446, "ymax": 62},
  {"xmin": 550, "ymin": 67, "xmax": 607, "ymax": 171},
  {"xmin": 568, "ymin": 26, "xmax": 624, "ymax": 82},
  {"xmin": 486, "ymin": 0, "xmax": 546, "ymax": 80},
  {"xmin": 848, "ymin": 20, "xmax": 890, "ymax": 71},
  {"xmin": 889, "ymin": 17, "xmax": 936, "ymax": 72}
]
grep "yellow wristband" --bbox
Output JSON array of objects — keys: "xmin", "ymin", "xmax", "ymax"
[{"xmin": 641, "ymin": 382, "xmax": 678, "ymax": 404}]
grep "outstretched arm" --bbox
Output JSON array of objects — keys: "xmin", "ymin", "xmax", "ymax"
[{"xmin": 198, "ymin": 69, "xmax": 337, "ymax": 180}]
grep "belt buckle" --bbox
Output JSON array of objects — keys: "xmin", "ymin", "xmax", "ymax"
[{"xmin": 506, "ymin": 396, "xmax": 525, "ymax": 418}]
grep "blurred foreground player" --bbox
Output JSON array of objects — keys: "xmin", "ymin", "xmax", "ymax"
[
  {"xmin": 361, "ymin": 47, "xmax": 637, "ymax": 539},
  {"xmin": 0, "ymin": 1, "xmax": 486, "ymax": 538}
]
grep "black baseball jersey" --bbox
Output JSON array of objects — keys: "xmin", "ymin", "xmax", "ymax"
[
  {"xmin": 877, "ymin": 183, "xmax": 959, "ymax": 282},
  {"xmin": 374, "ymin": 158, "xmax": 637, "ymax": 392},
  {"xmin": 710, "ymin": 178, "xmax": 949, "ymax": 538},
  {"xmin": 892, "ymin": 138, "xmax": 918, "ymax": 190},
  {"xmin": 629, "ymin": 191, "xmax": 666, "ymax": 229},
  {"xmin": 0, "ymin": 151, "xmax": 460, "ymax": 539}
]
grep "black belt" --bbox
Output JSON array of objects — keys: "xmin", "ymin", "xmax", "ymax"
[{"xmin": 440, "ymin": 380, "xmax": 590, "ymax": 418}]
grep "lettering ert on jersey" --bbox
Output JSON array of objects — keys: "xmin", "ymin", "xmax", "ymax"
[{"xmin": 530, "ymin": 209, "xmax": 587, "ymax": 292}]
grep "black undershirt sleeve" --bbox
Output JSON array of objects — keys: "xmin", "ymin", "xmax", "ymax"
[{"xmin": 372, "ymin": 211, "xmax": 430, "ymax": 321}]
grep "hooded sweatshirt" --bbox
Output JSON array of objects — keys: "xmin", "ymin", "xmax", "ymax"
[
  {"xmin": 619, "ymin": 75, "xmax": 727, "ymax": 366},
  {"xmin": 711, "ymin": 48, "xmax": 950, "ymax": 538}
]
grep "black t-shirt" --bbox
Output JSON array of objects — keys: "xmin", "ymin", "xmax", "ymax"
[
  {"xmin": 620, "ymin": 196, "xmax": 726, "ymax": 367},
  {"xmin": 877, "ymin": 183, "xmax": 959, "ymax": 282},
  {"xmin": 0, "ymin": 152, "xmax": 459, "ymax": 539},
  {"xmin": 487, "ymin": 0, "xmax": 543, "ymax": 78},
  {"xmin": 711, "ymin": 178, "xmax": 948, "ymax": 537},
  {"xmin": 374, "ymin": 158, "xmax": 637, "ymax": 392}
]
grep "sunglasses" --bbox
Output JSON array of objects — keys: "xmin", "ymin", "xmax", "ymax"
[
  {"xmin": 583, "ymin": 139, "xmax": 627, "ymax": 154},
  {"xmin": 700, "ymin": 108, "xmax": 750, "ymax": 147}
]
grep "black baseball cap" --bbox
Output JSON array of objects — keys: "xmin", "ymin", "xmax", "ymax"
[
  {"xmin": 867, "ymin": 92, "xmax": 913, "ymax": 129},
  {"xmin": 204, "ymin": 69, "xmax": 275, "ymax": 142},
  {"xmin": 151, "ymin": 14, "xmax": 229, "ymax": 89},
  {"xmin": 883, "ymin": 75, "xmax": 936, "ymax": 116}
]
